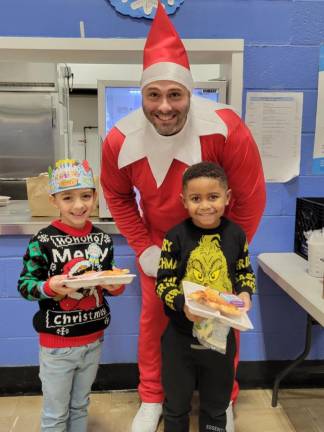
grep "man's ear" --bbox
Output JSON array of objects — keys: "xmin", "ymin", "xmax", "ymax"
[{"xmin": 226, "ymin": 189, "xmax": 232, "ymax": 205}]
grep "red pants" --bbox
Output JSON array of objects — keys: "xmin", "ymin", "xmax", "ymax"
[{"xmin": 137, "ymin": 269, "xmax": 240, "ymax": 403}]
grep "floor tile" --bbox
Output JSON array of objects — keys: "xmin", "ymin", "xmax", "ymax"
[
  {"xmin": 0, "ymin": 417, "xmax": 14, "ymax": 432},
  {"xmin": 2, "ymin": 388, "xmax": 324, "ymax": 432},
  {"xmin": 0, "ymin": 397, "xmax": 19, "ymax": 417}
]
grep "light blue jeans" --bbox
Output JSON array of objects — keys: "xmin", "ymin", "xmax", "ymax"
[{"xmin": 39, "ymin": 338, "xmax": 102, "ymax": 432}]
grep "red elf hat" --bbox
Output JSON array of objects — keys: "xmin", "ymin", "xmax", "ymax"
[{"xmin": 140, "ymin": 1, "xmax": 194, "ymax": 92}]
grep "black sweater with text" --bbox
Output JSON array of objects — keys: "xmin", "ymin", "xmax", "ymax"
[
  {"xmin": 156, "ymin": 217, "xmax": 256, "ymax": 334},
  {"xmin": 18, "ymin": 219, "xmax": 117, "ymax": 347}
]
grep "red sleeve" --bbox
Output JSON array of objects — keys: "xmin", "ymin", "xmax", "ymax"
[
  {"xmin": 100, "ymin": 128, "xmax": 154, "ymax": 256},
  {"xmin": 43, "ymin": 280, "xmax": 56, "ymax": 297},
  {"xmin": 217, "ymin": 109, "xmax": 266, "ymax": 243}
]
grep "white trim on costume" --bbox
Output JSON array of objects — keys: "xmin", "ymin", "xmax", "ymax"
[
  {"xmin": 140, "ymin": 62, "xmax": 194, "ymax": 91},
  {"xmin": 117, "ymin": 96, "xmax": 229, "ymax": 187}
]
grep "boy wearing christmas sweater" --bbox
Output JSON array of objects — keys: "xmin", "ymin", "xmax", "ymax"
[{"xmin": 18, "ymin": 159, "xmax": 124, "ymax": 432}]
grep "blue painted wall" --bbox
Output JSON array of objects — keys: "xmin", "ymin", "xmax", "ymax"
[{"xmin": 1, "ymin": 0, "xmax": 324, "ymax": 365}]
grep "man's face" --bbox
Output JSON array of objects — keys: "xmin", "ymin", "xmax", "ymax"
[{"xmin": 142, "ymin": 80, "xmax": 191, "ymax": 136}]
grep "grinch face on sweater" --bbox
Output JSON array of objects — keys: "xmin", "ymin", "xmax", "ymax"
[{"xmin": 184, "ymin": 234, "xmax": 232, "ymax": 293}]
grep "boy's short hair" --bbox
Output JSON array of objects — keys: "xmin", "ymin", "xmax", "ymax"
[
  {"xmin": 182, "ymin": 161, "xmax": 228, "ymax": 190},
  {"xmin": 48, "ymin": 159, "xmax": 95, "ymax": 195}
]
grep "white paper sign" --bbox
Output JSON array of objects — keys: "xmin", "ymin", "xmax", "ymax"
[
  {"xmin": 313, "ymin": 45, "xmax": 324, "ymax": 174},
  {"xmin": 245, "ymin": 92, "xmax": 303, "ymax": 182}
]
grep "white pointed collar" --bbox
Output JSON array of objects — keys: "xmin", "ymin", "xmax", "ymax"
[{"xmin": 116, "ymin": 95, "xmax": 229, "ymax": 187}]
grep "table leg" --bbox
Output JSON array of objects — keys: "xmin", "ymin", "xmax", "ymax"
[{"xmin": 271, "ymin": 313, "xmax": 313, "ymax": 407}]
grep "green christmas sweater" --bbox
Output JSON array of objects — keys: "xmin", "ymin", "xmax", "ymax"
[{"xmin": 17, "ymin": 219, "xmax": 118, "ymax": 347}]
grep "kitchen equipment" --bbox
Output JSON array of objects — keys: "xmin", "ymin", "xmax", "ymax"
[
  {"xmin": 0, "ymin": 62, "xmax": 71, "ymax": 199},
  {"xmin": 0, "ymin": 196, "xmax": 11, "ymax": 207}
]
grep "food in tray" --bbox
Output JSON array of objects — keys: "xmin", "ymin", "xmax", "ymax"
[
  {"xmin": 69, "ymin": 268, "xmax": 130, "ymax": 280},
  {"xmin": 99, "ymin": 268, "xmax": 130, "ymax": 276},
  {"xmin": 188, "ymin": 287, "xmax": 242, "ymax": 317},
  {"xmin": 219, "ymin": 293, "xmax": 245, "ymax": 308},
  {"xmin": 62, "ymin": 269, "xmax": 135, "ymax": 289},
  {"xmin": 73, "ymin": 270, "xmax": 97, "ymax": 278}
]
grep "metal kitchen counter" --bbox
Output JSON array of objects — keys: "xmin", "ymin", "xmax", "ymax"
[{"xmin": 0, "ymin": 200, "xmax": 120, "ymax": 235}]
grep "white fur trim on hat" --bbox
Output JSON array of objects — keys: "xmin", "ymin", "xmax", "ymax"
[{"xmin": 141, "ymin": 62, "xmax": 194, "ymax": 92}]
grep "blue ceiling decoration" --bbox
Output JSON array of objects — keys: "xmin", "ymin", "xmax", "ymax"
[{"xmin": 107, "ymin": 0, "xmax": 184, "ymax": 19}]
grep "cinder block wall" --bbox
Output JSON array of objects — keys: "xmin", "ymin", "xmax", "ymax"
[{"xmin": 1, "ymin": 0, "xmax": 324, "ymax": 365}]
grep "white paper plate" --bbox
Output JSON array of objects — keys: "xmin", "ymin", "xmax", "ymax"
[
  {"xmin": 62, "ymin": 273, "xmax": 136, "ymax": 289},
  {"xmin": 183, "ymin": 281, "xmax": 253, "ymax": 331}
]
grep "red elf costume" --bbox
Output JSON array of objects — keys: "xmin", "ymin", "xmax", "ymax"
[{"xmin": 101, "ymin": 3, "xmax": 265, "ymax": 431}]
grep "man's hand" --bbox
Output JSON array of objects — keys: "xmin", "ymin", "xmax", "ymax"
[
  {"xmin": 139, "ymin": 245, "xmax": 161, "ymax": 278},
  {"xmin": 183, "ymin": 304, "xmax": 204, "ymax": 323}
]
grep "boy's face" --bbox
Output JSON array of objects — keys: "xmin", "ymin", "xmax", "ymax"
[
  {"xmin": 49, "ymin": 188, "xmax": 97, "ymax": 229},
  {"xmin": 182, "ymin": 177, "xmax": 231, "ymax": 229}
]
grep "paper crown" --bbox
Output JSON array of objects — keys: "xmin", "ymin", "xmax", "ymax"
[
  {"xmin": 141, "ymin": 1, "xmax": 193, "ymax": 91},
  {"xmin": 48, "ymin": 159, "xmax": 96, "ymax": 195}
]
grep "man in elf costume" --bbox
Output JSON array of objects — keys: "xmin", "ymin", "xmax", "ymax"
[{"xmin": 101, "ymin": 2, "xmax": 266, "ymax": 431}]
